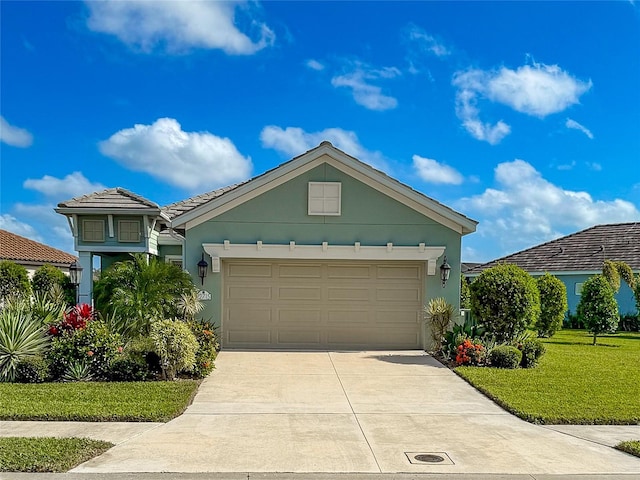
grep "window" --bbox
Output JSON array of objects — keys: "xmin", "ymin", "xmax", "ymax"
[
  {"xmin": 308, "ymin": 182, "xmax": 341, "ymax": 216},
  {"xmin": 575, "ymin": 282, "xmax": 584, "ymax": 295},
  {"xmin": 82, "ymin": 220, "xmax": 105, "ymax": 242},
  {"xmin": 164, "ymin": 255, "xmax": 183, "ymax": 269},
  {"xmin": 118, "ymin": 220, "xmax": 141, "ymax": 243}
]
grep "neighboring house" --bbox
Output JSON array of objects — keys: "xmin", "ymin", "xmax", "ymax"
[
  {"xmin": 0, "ymin": 229, "xmax": 77, "ymax": 277},
  {"xmin": 56, "ymin": 142, "xmax": 477, "ymax": 350},
  {"xmin": 465, "ymin": 222, "xmax": 640, "ymax": 315}
]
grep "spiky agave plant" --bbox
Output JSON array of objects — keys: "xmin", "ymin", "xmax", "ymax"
[
  {"xmin": 0, "ymin": 306, "xmax": 51, "ymax": 382},
  {"xmin": 424, "ymin": 297, "xmax": 457, "ymax": 353}
]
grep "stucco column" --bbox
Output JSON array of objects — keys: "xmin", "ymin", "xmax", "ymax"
[{"xmin": 78, "ymin": 251, "xmax": 93, "ymax": 306}]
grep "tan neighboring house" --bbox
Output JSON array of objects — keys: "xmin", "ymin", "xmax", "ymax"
[{"xmin": 0, "ymin": 229, "xmax": 77, "ymax": 277}]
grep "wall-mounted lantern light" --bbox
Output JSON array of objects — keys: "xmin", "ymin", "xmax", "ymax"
[
  {"xmin": 439, "ymin": 256, "xmax": 451, "ymax": 288},
  {"xmin": 68, "ymin": 260, "xmax": 83, "ymax": 304},
  {"xmin": 197, "ymin": 254, "xmax": 208, "ymax": 285}
]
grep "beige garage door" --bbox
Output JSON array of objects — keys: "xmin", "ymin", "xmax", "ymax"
[{"xmin": 223, "ymin": 260, "xmax": 423, "ymax": 349}]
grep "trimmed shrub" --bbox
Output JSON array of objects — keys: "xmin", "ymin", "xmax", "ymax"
[
  {"xmin": 31, "ymin": 264, "xmax": 75, "ymax": 306},
  {"xmin": 619, "ymin": 313, "xmax": 639, "ymax": 332},
  {"xmin": 48, "ymin": 320, "xmax": 123, "ymax": 380},
  {"xmin": 108, "ymin": 355, "xmax": 152, "ymax": 381},
  {"xmin": 536, "ymin": 273, "xmax": 568, "ymax": 338},
  {"xmin": 424, "ymin": 297, "xmax": 456, "ymax": 353},
  {"xmin": 470, "ymin": 264, "xmax": 540, "ymax": 342},
  {"xmin": 519, "ymin": 338, "xmax": 546, "ymax": 368},
  {"xmin": 188, "ymin": 320, "xmax": 219, "ymax": 379},
  {"xmin": 0, "ymin": 261, "xmax": 31, "ymax": 302},
  {"xmin": 15, "ymin": 355, "xmax": 50, "ymax": 383},
  {"xmin": 460, "ymin": 275, "xmax": 471, "ymax": 309},
  {"xmin": 150, "ymin": 320, "xmax": 199, "ymax": 380},
  {"xmin": 489, "ymin": 346, "xmax": 522, "ymax": 369},
  {"xmin": 577, "ymin": 275, "xmax": 619, "ymax": 345}
]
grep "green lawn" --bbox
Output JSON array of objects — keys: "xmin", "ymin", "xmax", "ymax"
[
  {"xmin": 0, "ymin": 437, "xmax": 113, "ymax": 472},
  {"xmin": 455, "ymin": 329, "xmax": 640, "ymax": 424},
  {"xmin": 0, "ymin": 380, "xmax": 200, "ymax": 422},
  {"xmin": 616, "ymin": 441, "xmax": 640, "ymax": 458}
]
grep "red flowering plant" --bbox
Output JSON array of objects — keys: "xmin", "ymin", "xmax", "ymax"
[
  {"xmin": 455, "ymin": 338, "xmax": 486, "ymax": 366},
  {"xmin": 48, "ymin": 304, "xmax": 94, "ymax": 337}
]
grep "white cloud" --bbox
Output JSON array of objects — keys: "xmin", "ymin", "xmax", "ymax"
[
  {"xmin": 24, "ymin": 172, "xmax": 106, "ymax": 199},
  {"xmin": 556, "ymin": 160, "xmax": 576, "ymax": 171},
  {"xmin": 457, "ymin": 159, "xmax": 640, "ymax": 254},
  {"xmin": 99, "ymin": 118, "xmax": 252, "ymax": 190},
  {"xmin": 306, "ymin": 59, "xmax": 325, "ymax": 71},
  {"xmin": 0, "ymin": 214, "xmax": 43, "ymax": 242},
  {"xmin": 260, "ymin": 125, "xmax": 388, "ymax": 171},
  {"xmin": 566, "ymin": 118, "xmax": 594, "ymax": 139},
  {"xmin": 406, "ymin": 25, "xmax": 451, "ymax": 57},
  {"xmin": 85, "ymin": 0, "xmax": 274, "ymax": 55},
  {"xmin": 331, "ymin": 62, "xmax": 400, "ymax": 111},
  {"xmin": 412, "ymin": 155, "xmax": 463, "ymax": 185},
  {"xmin": 0, "ymin": 116, "xmax": 33, "ymax": 147},
  {"xmin": 587, "ymin": 162, "xmax": 602, "ymax": 171},
  {"xmin": 453, "ymin": 62, "xmax": 591, "ymax": 144}
]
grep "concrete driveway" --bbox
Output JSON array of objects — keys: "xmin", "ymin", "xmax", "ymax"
[{"xmin": 73, "ymin": 351, "xmax": 640, "ymax": 475}]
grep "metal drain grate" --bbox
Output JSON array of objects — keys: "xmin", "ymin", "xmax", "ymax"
[{"xmin": 405, "ymin": 452, "xmax": 454, "ymax": 465}]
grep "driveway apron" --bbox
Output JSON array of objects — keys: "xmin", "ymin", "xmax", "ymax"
[{"xmin": 73, "ymin": 351, "xmax": 640, "ymax": 474}]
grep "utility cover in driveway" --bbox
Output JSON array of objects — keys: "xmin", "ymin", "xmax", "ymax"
[{"xmin": 223, "ymin": 259, "xmax": 423, "ymax": 349}]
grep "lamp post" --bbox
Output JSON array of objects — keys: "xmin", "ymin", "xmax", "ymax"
[
  {"xmin": 68, "ymin": 260, "xmax": 83, "ymax": 305},
  {"xmin": 439, "ymin": 256, "xmax": 451, "ymax": 288},
  {"xmin": 197, "ymin": 254, "xmax": 208, "ymax": 286}
]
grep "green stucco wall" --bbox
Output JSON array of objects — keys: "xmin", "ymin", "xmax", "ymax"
[
  {"xmin": 556, "ymin": 273, "xmax": 637, "ymax": 315},
  {"xmin": 184, "ymin": 163, "xmax": 463, "ymax": 348}
]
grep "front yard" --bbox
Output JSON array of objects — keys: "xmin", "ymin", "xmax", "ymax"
[
  {"xmin": 0, "ymin": 380, "xmax": 200, "ymax": 422},
  {"xmin": 456, "ymin": 329, "xmax": 640, "ymax": 424}
]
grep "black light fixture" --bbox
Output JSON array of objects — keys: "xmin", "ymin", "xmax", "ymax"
[
  {"xmin": 197, "ymin": 253, "xmax": 208, "ymax": 285},
  {"xmin": 68, "ymin": 260, "xmax": 83, "ymax": 304},
  {"xmin": 439, "ymin": 256, "xmax": 451, "ymax": 288}
]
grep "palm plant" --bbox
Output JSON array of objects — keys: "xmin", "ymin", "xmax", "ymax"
[
  {"xmin": 0, "ymin": 305, "xmax": 51, "ymax": 382},
  {"xmin": 94, "ymin": 254, "xmax": 197, "ymax": 338}
]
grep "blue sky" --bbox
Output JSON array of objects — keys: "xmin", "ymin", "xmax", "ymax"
[{"xmin": 1, "ymin": 1, "xmax": 639, "ymax": 262}]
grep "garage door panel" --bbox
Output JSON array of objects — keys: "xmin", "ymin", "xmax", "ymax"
[
  {"xmin": 376, "ymin": 287, "xmax": 421, "ymax": 302},
  {"xmin": 278, "ymin": 286, "xmax": 322, "ymax": 301},
  {"xmin": 278, "ymin": 309, "xmax": 321, "ymax": 324},
  {"xmin": 376, "ymin": 265, "xmax": 421, "ymax": 280},
  {"xmin": 227, "ymin": 285, "xmax": 272, "ymax": 300},
  {"xmin": 327, "ymin": 287, "xmax": 370, "ymax": 302},
  {"xmin": 277, "ymin": 330, "xmax": 321, "ymax": 345},
  {"xmin": 327, "ymin": 264, "xmax": 371, "ymax": 279},
  {"xmin": 279, "ymin": 264, "xmax": 322, "ymax": 278},
  {"xmin": 227, "ymin": 263, "xmax": 273, "ymax": 278},
  {"xmin": 224, "ymin": 260, "xmax": 422, "ymax": 349},
  {"xmin": 327, "ymin": 309, "xmax": 369, "ymax": 324}
]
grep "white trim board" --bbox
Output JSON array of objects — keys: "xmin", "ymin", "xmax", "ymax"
[{"xmin": 202, "ymin": 241, "xmax": 446, "ymax": 275}]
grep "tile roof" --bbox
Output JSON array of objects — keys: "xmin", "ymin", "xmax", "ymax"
[
  {"xmin": 466, "ymin": 222, "xmax": 640, "ymax": 274},
  {"xmin": 0, "ymin": 229, "xmax": 77, "ymax": 266},
  {"xmin": 161, "ymin": 184, "xmax": 245, "ymax": 220},
  {"xmin": 57, "ymin": 188, "xmax": 160, "ymax": 210}
]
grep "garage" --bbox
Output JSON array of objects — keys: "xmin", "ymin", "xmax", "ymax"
[{"xmin": 223, "ymin": 259, "xmax": 424, "ymax": 349}]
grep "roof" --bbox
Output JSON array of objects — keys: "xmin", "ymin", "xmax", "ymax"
[
  {"xmin": 466, "ymin": 222, "xmax": 640, "ymax": 275},
  {"xmin": 166, "ymin": 142, "xmax": 478, "ymax": 235},
  {"xmin": 57, "ymin": 187, "xmax": 160, "ymax": 211},
  {"xmin": 0, "ymin": 229, "xmax": 77, "ymax": 266},
  {"xmin": 462, "ymin": 262, "xmax": 482, "ymax": 273}
]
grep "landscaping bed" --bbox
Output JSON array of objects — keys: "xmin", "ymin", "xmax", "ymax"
[
  {"xmin": 0, "ymin": 380, "xmax": 200, "ymax": 422},
  {"xmin": 0, "ymin": 437, "xmax": 113, "ymax": 472},
  {"xmin": 455, "ymin": 329, "xmax": 640, "ymax": 424}
]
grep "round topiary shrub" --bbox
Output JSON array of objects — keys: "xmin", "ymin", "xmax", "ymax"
[
  {"xmin": 519, "ymin": 338, "xmax": 546, "ymax": 368},
  {"xmin": 470, "ymin": 264, "xmax": 540, "ymax": 342},
  {"xmin": 0, "ymin": 261, "xmax": 31, "ymax": 301},
  {"xmin": 31, "ymin": 264, "xmax": 75, "ymax": 306},
  {"xmin": 577, "ymin": 275, "xmax": 619, "ymax": 345},
  {"xmin": 489, "ymin": 345, "xmax": 522, "ymax": 369},
  {"xmin": 536, "ymin": 273, "xmax": 568, "ymax": 338}
]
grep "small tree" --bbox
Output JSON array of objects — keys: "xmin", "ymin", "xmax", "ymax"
[
  {"xmin": 150, "ymin": 319, "xmax": 199, "ymax": 380},
  {"xmin": 536, "ymin": 273, "xmax": 568, "ymax": 337},
  {"xmin": 577, "ymin": 275, "xmax": 619, "ymax": 345},
  {"xmin": 470, "ymin": 263, "xmax": 540, "ymax": 342},
  {"xmin": 0, "ymin": 261, "xmax": 31, "ymax": 302},
  {"xmin": 460, "ymin": 274, "xmax": 471, "ymax": 309},
  {"xmin": 424, "ymin": 297, "xmax": 456, "ymax": 353}
]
